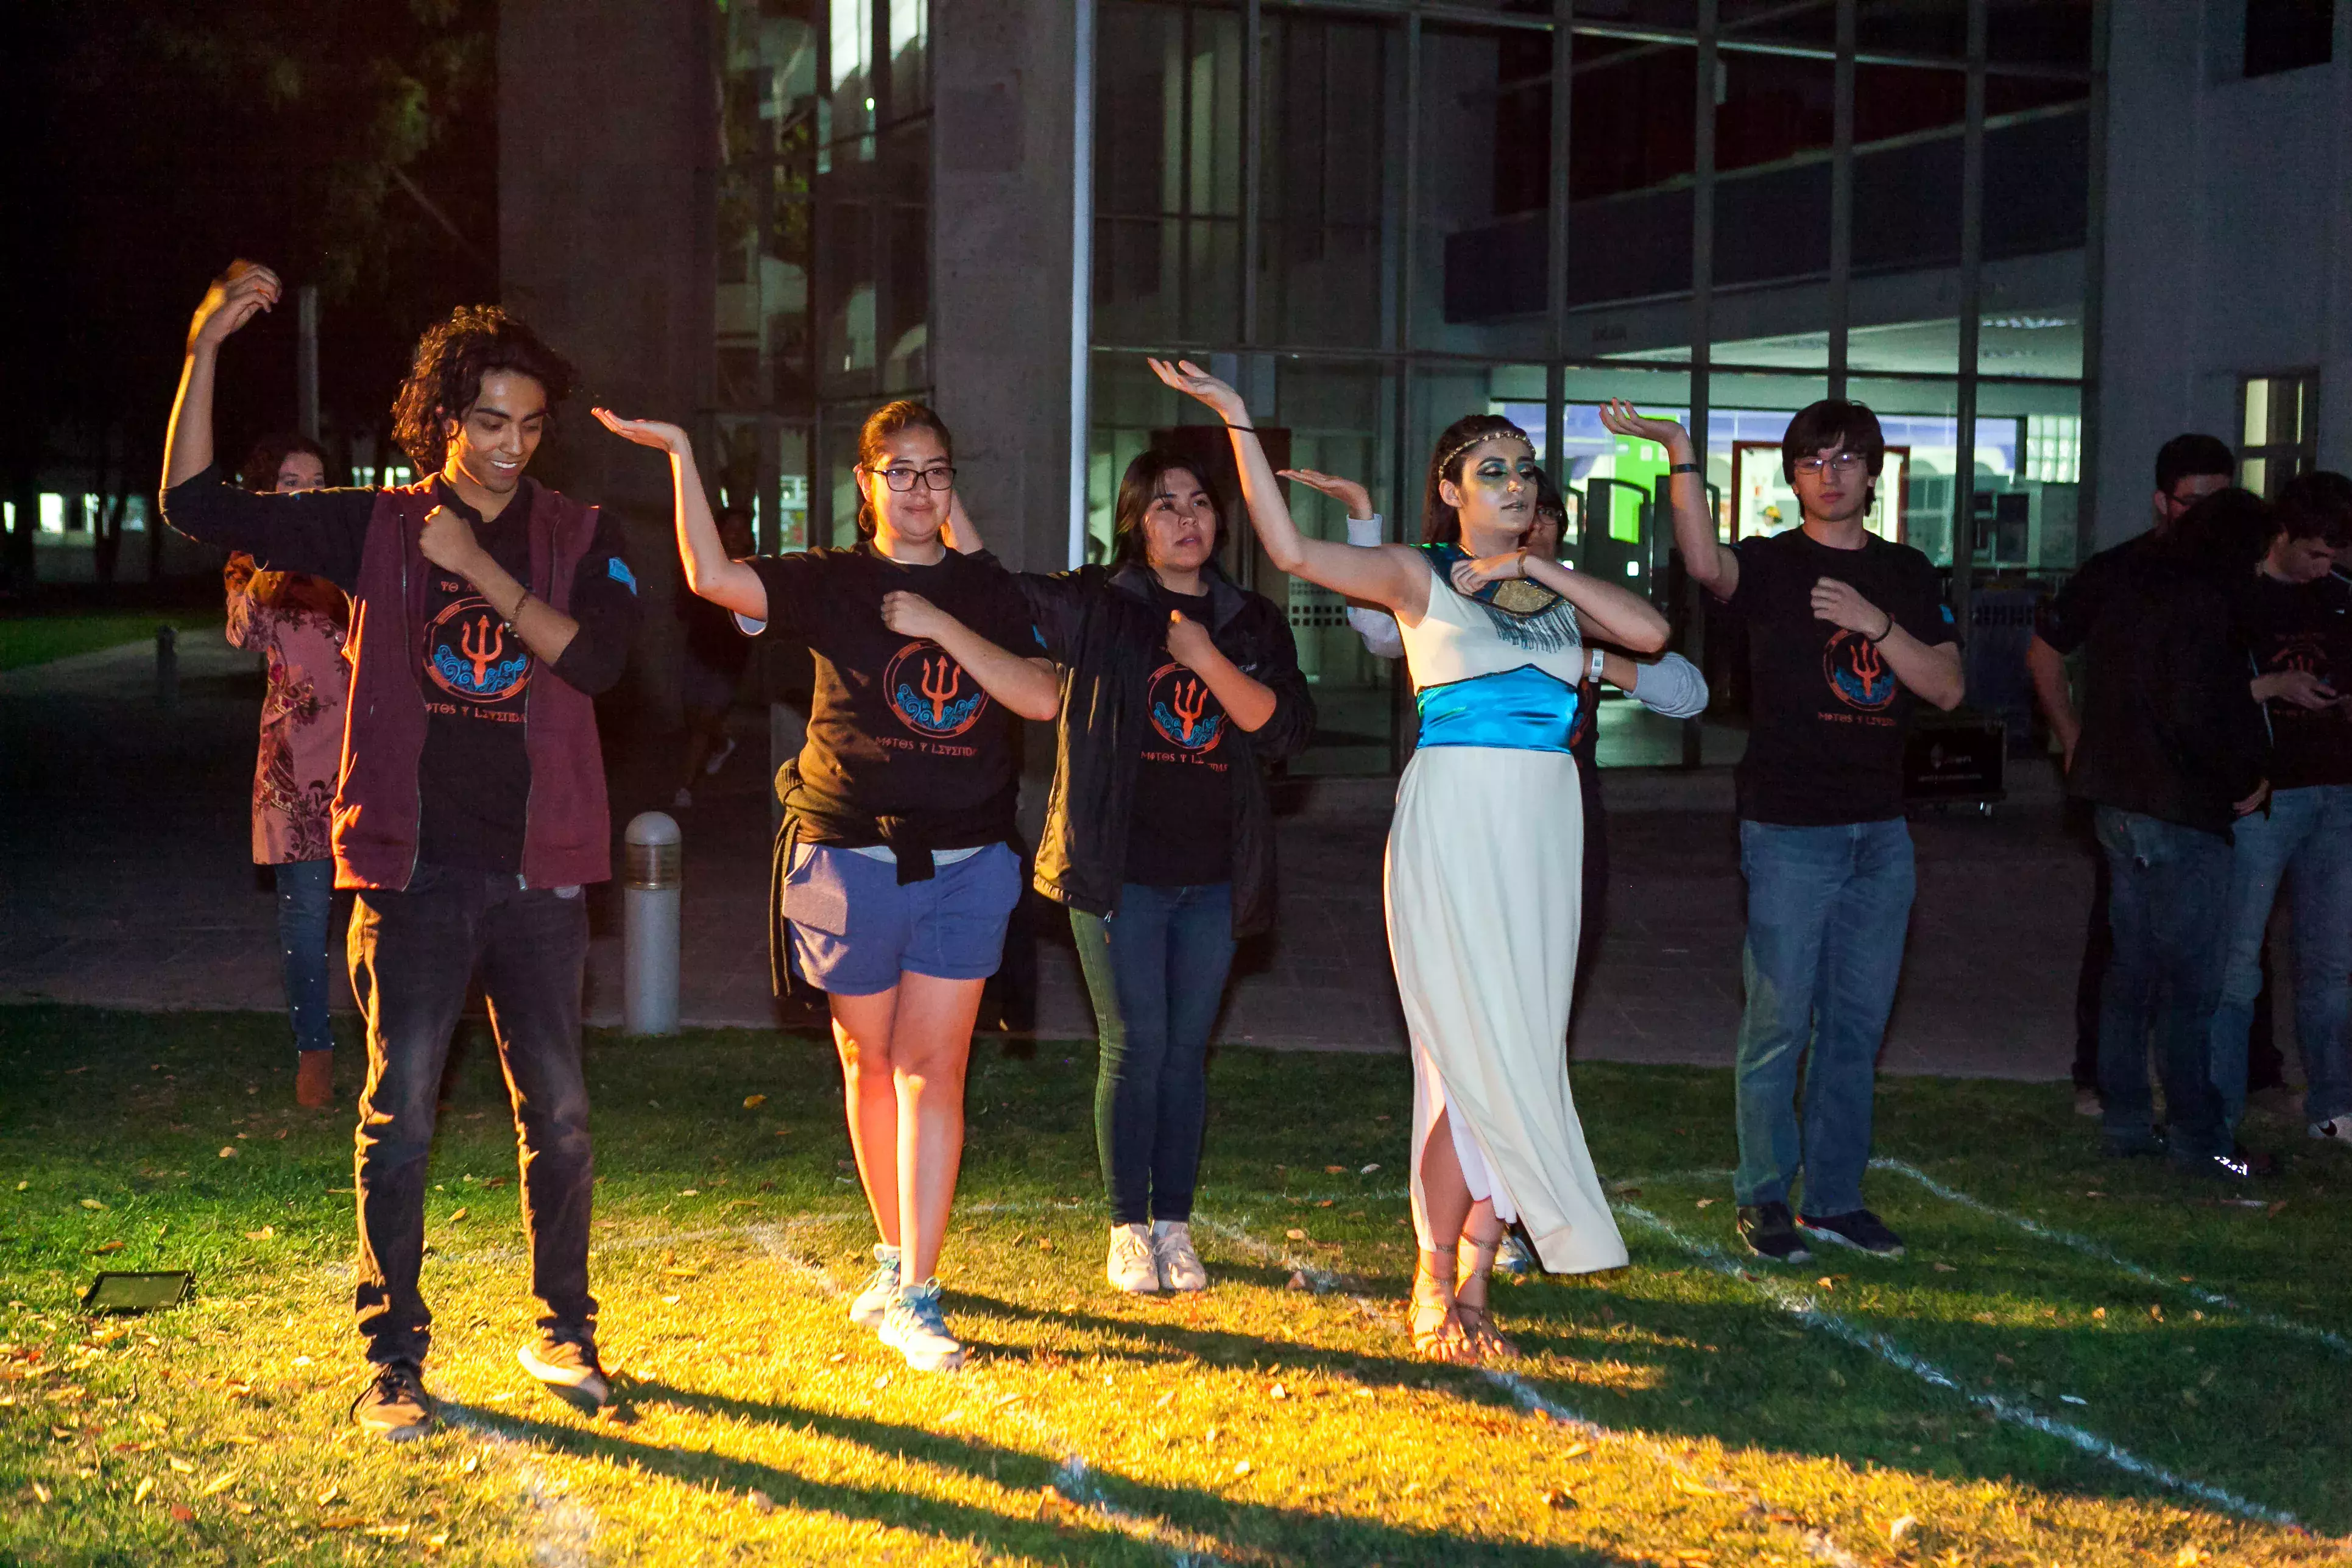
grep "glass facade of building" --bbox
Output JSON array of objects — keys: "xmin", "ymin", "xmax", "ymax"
[
  {"xmin": 1086, "ymin": 0, "xmax": 2096, "ymax": 771},
  {"xmin": 705, "ymin": 0, "xmax": 2099, "ymax": 772},
  {"xmin": 712, "ymin": 0, "xmax": 934, "ymax": 554}
]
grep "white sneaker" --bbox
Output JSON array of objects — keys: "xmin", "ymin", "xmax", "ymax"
[
  {"xmin": 1107, "ymin": 1223, "xmax": 1160, "ymax": 1293},
  {"xmin": 879, "ymin": 1279, "xmax": 966, "ymax": 1372},
  {"xmin": 1151, "ymin": 1220, "xmax": 1207, "ymax": 1292},
  {"xmin": 704, "ymin": 735, "xmax": 738, "ymax": 776},
  {"xmin": 2310, "ymin": 1114, "xmax": 2352, "ymax": 1145},
  {"xmin": 849, "ymin": 1243, "xmax": 901, "ymax": 1329}
]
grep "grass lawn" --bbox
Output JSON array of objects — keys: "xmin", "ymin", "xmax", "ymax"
[
  {"xmin": 2, "ymin": 1005, "xmax": 2347, "ymax": 1566},
  {"xmin": 0, "ymin": 610, "xmax": 226, "ymax": 673}
]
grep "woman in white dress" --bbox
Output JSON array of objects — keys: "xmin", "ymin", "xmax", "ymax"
[{"xmin": 1151, "ymin": 360, "xmax": 1670, "ymax": 1361}]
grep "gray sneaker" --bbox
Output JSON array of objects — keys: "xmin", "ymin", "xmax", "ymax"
[
  {"xmin": 850, "ymin": 1243, "xmax": 903, "ymax": 1330},
  {"xmin": 351, "ymin": 1361, "xmax": 436, "ymax": 1442},
  {"xmin": 880, "ymin": 1279, "xmax": 966, "ymax": 1372},
  {"xmin": 517, "ymin": 1336, "xmax": 610, "ymax": 1413}
]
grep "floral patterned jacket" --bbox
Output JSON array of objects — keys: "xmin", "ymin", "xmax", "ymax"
[{"xmin": 224, "ymin": 556, "xmax": 351, "ymax": 864}]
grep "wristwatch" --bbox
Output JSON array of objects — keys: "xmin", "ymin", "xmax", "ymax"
[{"xmin": 1588, "ymin": 647, "xmax": 1606, "ymax": 682}]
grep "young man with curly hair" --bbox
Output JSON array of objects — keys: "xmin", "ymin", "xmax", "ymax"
[{"xmin": 161, "ymin": 261, "xmax": 640, "ymax": 1441}]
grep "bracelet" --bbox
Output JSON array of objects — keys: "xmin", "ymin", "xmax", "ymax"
[
  {"xmin": 1669, "ymin": 462, "xmax": 1700, "ymax": 475},
  {"xmin": 505, "ymin": 590, "xmax": 531, "ymax": 626},
  {"xmin": 1225, "ymin": 422, "xmax": 1256, "ymax": 433},
  {"xmin": 1866, "ymin": 612, "xmax": 1894, "ymax": 644}
]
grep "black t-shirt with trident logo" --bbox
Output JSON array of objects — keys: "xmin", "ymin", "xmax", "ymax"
[
  {"xmin": 1123, "ymin": 579, "xmax": 1237, "ymax": 887},
  {"xmin": 1719, "ymin": 526, "xmax": 1954, "ymax": 826},
  {"xmin": 739, "ymin": 543, "xmax": 1038, "ymax": 853}
]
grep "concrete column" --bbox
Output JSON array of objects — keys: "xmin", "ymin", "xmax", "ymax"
[
  {"xmin": 931, "ymin": 2, "xmax": 1080, "ymax": 574},
  {"xmin": 499, "ymin": 0, "xmax": 715, "ymax": 718}
]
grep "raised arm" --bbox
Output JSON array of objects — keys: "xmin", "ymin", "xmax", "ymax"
[
  {"xmin": 1598, "ymin": 400, "xmax": 1734, "ymax": 596},
  {"xmin": 1148, "ymin": 358, "xmax": 1430, "ymax": 621},
  {"xmin": 593, "ymin": 410, "xmax": 768, "ymax": 621},
  {"xmin": 164, "ymin": 261, "xmax": 281, "ymax": 492}
]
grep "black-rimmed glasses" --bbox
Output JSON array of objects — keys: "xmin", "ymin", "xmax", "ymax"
[{"xmin": 865, "ymin": 465, "xmax": 956, "ymax": 492}]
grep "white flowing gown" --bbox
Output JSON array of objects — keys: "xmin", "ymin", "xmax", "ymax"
[{"xmin": 1385, "ymin": 562, "xmax": 1629, "ymax": 1274}]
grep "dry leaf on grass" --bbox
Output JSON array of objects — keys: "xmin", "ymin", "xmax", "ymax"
[
  {"xmin": 218, "ymin": 1148, "xmax": 238, "ymax": 1159},
  {"xmin": 133, "ymin": 1477, "xmax": 155, "ymax": 1505},
  {"xmin": 79, "ymin": 1198, "xmax": 106, "ymax": 1210},
  {"xmin": 167, "ymin": 1456, "xmax": 195, "ymax": 1474},
  {"xmin": 743, "ymin": 1094, "xmax": 768, "ymax": 1109},
  {"xmin": 1285, "ymin": 1229, "xmax": 1306, "ymax": 1241},
  {"xmin": 244, "ymin": 1227, "xmax": 274, "ymax": 1241},
  {"xmin": 94, "ymin": 1241, "xmax": 125, "ymax": 1255}
]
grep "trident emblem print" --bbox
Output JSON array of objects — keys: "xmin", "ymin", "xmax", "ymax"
[
  {"xmin": 883, "ymin": 641, "xmax": 990, "ymax": 736},
  {"xmin": 460, "ymin": 615, "xmax": 504, "ymax": 689},
  {"xmin": 1822, "ymin": 628, "xmax": 1898, "ymax": 711},
  {"xmin": 1146, "ymin": 663, "xmax": 1226, "ymax": 752}
]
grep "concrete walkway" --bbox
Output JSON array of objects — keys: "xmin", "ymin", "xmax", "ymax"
[{"xmin": 1, "ymin": 630, "xmax": 2094, "ymax": 1079}]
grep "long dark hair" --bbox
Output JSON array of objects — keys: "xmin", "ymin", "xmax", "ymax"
[
  {"xmin": 1421, "ymin": 414, "xmax": 1532, "ymax": 545},
  {"xmin": 855, "ymin": 400, "xmax": 955, "ymax": 539},
  {"xmin": 1111, "ymin": 450, "xmax": 1222, "ymax": 567},
  {"xmin": 389, "ymin": 305, "xmax": 576, "ymax": 473}
]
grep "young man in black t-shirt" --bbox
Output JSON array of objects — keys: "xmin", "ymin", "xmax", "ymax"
[
  {"xmin": 162, "ymin": 263, "xmax": 639, "ymax": 1440},
  {"xmin": 2030, "ymin": 434, "xmax": 2243, "ymax": 1114},
  {"xmin": 1606, "ymin": 397, "xmax": 1963, "ymax": 1263},
  {"xmin": 2211, "ymin": 473, "xmax": 2352, "ymax": 1146}
]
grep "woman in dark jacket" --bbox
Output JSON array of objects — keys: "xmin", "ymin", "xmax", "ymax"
[{"xmin": 966, "ymin": 450, "xmax": 1314, "ymax": 1293}]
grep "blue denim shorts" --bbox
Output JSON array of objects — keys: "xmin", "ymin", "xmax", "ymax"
[{"xmin": 782, "ymin": 841, "xmax": 1022, "ymax": 996}]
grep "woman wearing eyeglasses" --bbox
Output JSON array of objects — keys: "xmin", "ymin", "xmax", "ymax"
[
  {"xmin": 597, "ymin": 400, "xmax": 1059, "ymax": 1374},
  {"xmin": 1151, "ymin": 358, "xmax": 1669, "ymax": 1363}
]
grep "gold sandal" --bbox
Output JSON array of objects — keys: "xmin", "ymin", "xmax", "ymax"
[
  {"xmin": 1453, "ymin": 1231, "xmax": 1522, "ymax": 1361},
  {"xmin": 1410, "ymin": 1252, "xmax": 1475, "ymax": 1363}
]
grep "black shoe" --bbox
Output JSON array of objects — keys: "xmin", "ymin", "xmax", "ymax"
[
  {"xmin": 518, "ymin": 1335, "xmax": 610, "ymax": 1413},
  {"xmin": 351, "ymin": 1361, "xmax": 436, "ymax": 1442},
  {"xmin": 1735, "ymin": 1202, "xmax": 1813, "ymax": 1264},
  {"xmin": 1798, "ymin": 1207, "xmax": 1906, "ymax": 1257},
  {"xmin": 2172, "ymin": 1146, "xmax": 2277, "ymax": 1181}
]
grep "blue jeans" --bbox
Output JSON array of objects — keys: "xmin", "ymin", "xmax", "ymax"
[
  {"xmin": 274, "ymin": 859, "xmax": 336, "ymax": 1056},
  {"xmin": 2095, "ymin": 808, "xmax": 2231, "ymax": 1159},
  {"xmin": 2208, "ymin": 785, "xmax": 2352, "ymax": 1128},
  {"xmin": 1732, "ymin": 819, "xmax": 1915, "ymax": 1217},
  {"xmin": 348, "ymin": 864, "xmax": 596, "ymax": 1366},
  {"xmin": 1071, "ymin": 883, "xmax": 1237, "ymax": 1227}
]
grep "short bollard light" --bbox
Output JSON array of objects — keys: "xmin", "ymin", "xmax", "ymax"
[{"xmin": 623, "ymin": 811, "xmax": 682, "ymax": 1036}]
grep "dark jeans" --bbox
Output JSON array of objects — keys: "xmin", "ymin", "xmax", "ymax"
[
  {"xmin": 348, "ymin": 864, "xmax": 597, "ymax": 1367},
  {"xmin": 2072, "ymin": 805, "xmax": 2280, "ymax": 1092},
  {"xmin": 2092, "ymin": 808, "xmax": 2230, "ymax": 1159},
  {"xmin": 275, "ymin": 858, "xmax": 335, "ymax": 1056},
  {"xmin": 1072, "ymin": 883, "xmax": 1237, "ymax": 1227},
  {"xmin": 1732, "ymin": 819, "xmax": 1915, "ymax": 1217}
]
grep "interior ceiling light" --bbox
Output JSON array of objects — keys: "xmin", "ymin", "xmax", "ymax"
[{"xmin": 1982, "ymin": 316, "xmax": 2073, "ymax": 330}]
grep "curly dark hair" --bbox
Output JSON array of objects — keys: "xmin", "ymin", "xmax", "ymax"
[
  {"xmin": 389, "ymin": 306, "xmax": 577, "ymax": 473},
  {"xmin": 1421, "ymin": 414, "xmax": 1533, "ymax": 544}
]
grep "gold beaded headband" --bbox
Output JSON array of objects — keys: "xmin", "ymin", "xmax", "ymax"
[{"xmin": 1436, "ymin": 423, "xmax": 1532, "ymax": 477}]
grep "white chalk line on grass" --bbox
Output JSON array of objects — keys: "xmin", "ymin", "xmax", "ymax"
[
  {"xmin": 1871, "ymin": 1157, "xmax": 2352, "ymax": 1357},
  {"xmin": 1197, "ymin": 1213, "xmax": 1862, "ymax": 1568},
  {"xmin": 441, "ymin": 1406, "xmax": 601, "ymax": 1568},
  {"xmin": 1616, "ymin": 1201, "xmax": 2300, "ymax": 1528}
]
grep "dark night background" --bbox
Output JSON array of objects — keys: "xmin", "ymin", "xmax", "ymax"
[{"xmin": 1, "ymin": 0, "xmax": 499, "ymax": 590}]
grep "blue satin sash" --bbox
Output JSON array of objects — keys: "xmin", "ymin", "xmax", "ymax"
[{"xmin": 1414, "ymin": 664, "xmax": 1581, "ymax": 754}]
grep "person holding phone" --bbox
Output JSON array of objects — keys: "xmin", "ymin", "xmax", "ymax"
[
  {"xmin": 2209, "ymin": 471, "xmax": 2352, "ymax": 1142},
  {"xmin": 598, "ymin": 400, "xmax": 1057, "ymax": 1374}
]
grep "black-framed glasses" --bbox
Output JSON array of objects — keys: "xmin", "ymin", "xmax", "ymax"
[
  {"xmin": 865, "ymin": 464, "xmax": 956, "ymax": 492},
  {"xmin": 1792, "ymin": 453, "xmax": 1865, "ymax": 478}
]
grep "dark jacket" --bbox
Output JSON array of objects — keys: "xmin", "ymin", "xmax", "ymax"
[
  {"xmin": 2065, "ymin": 542, "xmax": 2267, "ymax": 837},
  {"xmin": 1021, "ymin": 561, "xmax": 1315, "ymax": 937},
  {"xmin": 165, "ymin": 473, "xmax": 615, "ymax": 889}
]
